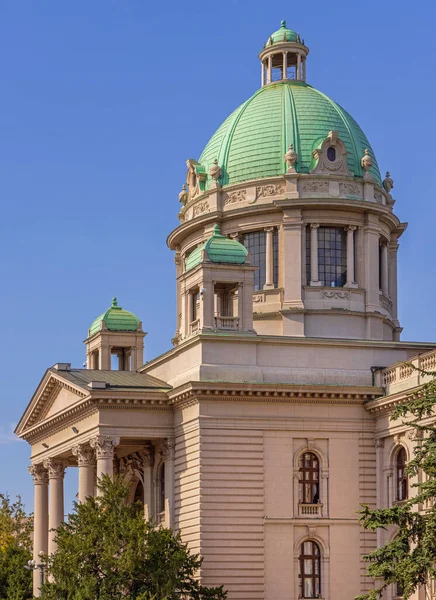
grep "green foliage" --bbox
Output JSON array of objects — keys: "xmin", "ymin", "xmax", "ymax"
[
  {"xmin": 0, "ymin": 494, "xmax": 33, "ymax": 600},
  {"xmin": 40, "ymin": 476, "xmax": 226, "ymax": 600},
  {"xmin": 357, "ymin": 369, "xmax": 436, "ymax": 600}
]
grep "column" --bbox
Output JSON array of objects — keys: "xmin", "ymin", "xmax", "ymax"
[
  {"xmin": 160, "ymin": 438, "xmax": 175, "ymax": 528},
  {"xmin": 264, "ymin": 227, "xmax": 274, "ymax": 289},
  {"xmin": 202, "ymin": 279, "xmax": 215, "ymax": 329},
  {"xmin": 142, "ymin": 444, "xmax": 155, "ymax": 521},
  {"xmin": 282, "ymin": 209, "xmax": 304, "ymax": 309},
  {"xmin": 72, "ymin": 444, "xmax": 96, "ymax": 503},
  {"xmin": 345, "ymin": 226, "xmax": 357, "ymax": 287},
  {"xmin": 282, "ymin": 52, "xmax": 287, "ymax": 80},
  {"xmin": 261, "ymin": 60, "xmax": 264, "ymax": 86},
  {"xmin": 267, "ymin": 55, "xmax": 272, "ymax": 84},
  {"xmin": 29, "ymin": 464, "xmax": 48, "ymax": 597},
  {"xmin": 90, "ymin": 436, "xmax": 120, "ymax": 493},
  {"xmin": 310, "ymin": 223, "xmax": 321, "ymax": 286},
  {"xmin": 43, "ymin": 458, "xmax": 66, "ymax": 555},
  {"xmin": 374, "ymin": 439, "xmax": 384, "ymax": 548},
  {"xmin": 174, "ymin": 248, "xmax": 182, "ymax": 339},
  {"xmin": 388, "ymin": 235, "xmax": 400, "ymax": 327},
  {"xmin": 381, "ymin": 242, "xmax": 389, "ymax": 297},
  {"xmin": 363, "ymin": 214, "xmax": 380, "ymax": 312},
  {"xmin": 297, "ymin": 53, "xmax": 301, "ymax": 80},
  {"xmin": 302, "ymin": 59, "xmax": 306, "ymax": 82},
  {"xmin": 237, "ymin": 282, "xmax": 244, "ymax": 330},
  {"xmin": 187, "ymin": 291, "xmax": 193, "ymax": 326}
]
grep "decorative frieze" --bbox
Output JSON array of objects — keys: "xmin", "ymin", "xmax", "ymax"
[
  {"xmin": 256, "ymin": 183, "xmax": 284, "ymax": 198},
  {"xmin": 301, "ymin": 180, "xmax": 329, "ymax": 194},
  {"xmin": 90, "ymin": 436, "xmax": 120, "ymax": 459},
  {"xmin": 192, "ymin": 201, "xmax": 209, "ymax": 217},
  {"xmin": 339, "ymin": 182, "xmax": 361, "ymax": 196},
  {"xmin": 224, "ymin": 189, "xmax": 246, "ymax": 205},
  {"xmin": 28, "ymin": 463, "xmax": 48, "ymax": 484},
  {"xmin": 72, "ymin": 444, "xmax": 96, "ymax": 467},
  {"xmin": 321, "ymin": 290, "xmax": 349, "ymax": 300}
]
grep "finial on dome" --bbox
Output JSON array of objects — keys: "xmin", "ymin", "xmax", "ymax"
[
  {"xmin": 112, "ymin": 297, "xmax": 119, "ymax": 308},
  {"xmin": 281, "ymin": 20, "xmax": 286, "ymax": 28},
  {"xmin": 179, "ymin": 183, "xmax": 188, "ymax": 205},
  {"xmin": 212, "ymin": 224, "xmax": 221, "ymax": 236},
  {"xmin": 383, "ymin": 171, "xmax": 394, "ymax": 194}
]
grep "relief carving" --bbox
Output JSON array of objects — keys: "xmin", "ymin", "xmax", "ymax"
[
  {"xmin": 374, "ymin": 191, "xmax": 383, "ymax": 203},
  {"xmin": 224, "ymin": 189, "xmax": 246, "ymax": 205},
  {"xmin": 302, "ymin": 180, "xmax": 329, "ymax": 194},
  {"xmin": 339, "ymin": 182, "xmax": 361, "ymax": 196},
  {"xmin": 253, "ymin": 294, "xmax": 265, "ymax": 303},
  {"xmin": 322, "ymin": 290, "xmax": 349, "ymax": 300},
  {"xmin": 256, "ymin": 184, "xmax": 285, "ymax": 198},
  {"xmin": 192, "ymin": 201, "xmax": 209, "ymax": 217}
]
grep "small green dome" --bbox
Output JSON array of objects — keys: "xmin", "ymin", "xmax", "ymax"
[
  {"xmin": 266, "ymin": 20, "xmax": 299, "ymax": 45},
  {"xmin": 185, "ymin": 225, "xmax": 248, "ymax": 272},
  {"xmin": 88, "ymin": 298, "xmax": 140, "ymax": 337},
  {"xmin": 198, "ymin": 80, "xmax": 381, "ymax": 187}
]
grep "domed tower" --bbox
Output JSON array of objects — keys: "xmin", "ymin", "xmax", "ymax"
[
  {"xmin": 85, "ymin": 298, "xmax": 146, "ymax": 370},
  {"xmin": 170, "ymin": 22, "xmax": 403, "ymax": 342}
]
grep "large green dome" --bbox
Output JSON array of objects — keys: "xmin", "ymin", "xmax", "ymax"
[
  {"xmin": 199, "ymin": 80, "xmax": 381, "ymax": 188},
  {"xmin": 88, "ymin": 298, "xmax": 140, "ymax": 337}
]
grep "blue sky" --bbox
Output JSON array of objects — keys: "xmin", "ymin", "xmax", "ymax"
[{"xmin": 1, "ymin": 1, "xmax": 436, "ymax": 513}]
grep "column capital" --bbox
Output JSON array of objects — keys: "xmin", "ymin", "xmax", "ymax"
[
  {"xmin": 143, "ymin": 443, "xmax": 155, "ymax": 467},
  {"xmin": 28, "ymin": 463, "xmax": 48, "ymax": 484},
  {"xmin": 160, "ymin": 437, "xmax": 175, "ymax": 461},
  {"xmin": 229, "ymin": 232, "xmax": 239, "ymax": 241},
  {"xmin": 264, "ymin": 226, "xmax": 275, "ymax": 233},
  {"xmin": 43, "ymin": 458, "xmax": 67, "ymax": 480},
  {"xmin": 90, "ymin": 435, "xmax": 120, "ymax": 459},
  {"xmin": 346, "ymin": 225, "xmax": 357, "ymax": 232},
  {"xmin": 72, "ymin": 444, "xmax": 96, "ymax": 467},
  {"xmin": 310, "ymin": 222, "xmax": 320, "ymax": 229}
]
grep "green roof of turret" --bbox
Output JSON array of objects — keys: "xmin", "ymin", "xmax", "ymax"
[
  {"xmin": 185, "ymin": 225, "xmax": 248, "ymax": 272},
  {"xmin": 88, "ymin": 298, "xmax": 140, "ymax": 337},
  {"xmin": 266, "ymin": 20, "xmax": 299, "ymax": 45}
]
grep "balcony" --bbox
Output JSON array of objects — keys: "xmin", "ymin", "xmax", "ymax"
[
  {"xmin": 214, "ymin": 316, "xmax": 239, "ymax": 330},
  {"xmin": 299, "ymin": 502, "xmax": 323, "ymax": 517},
  {"xmin": 380, "ymin": 349, "xmax": 436, "ymax": 395}
]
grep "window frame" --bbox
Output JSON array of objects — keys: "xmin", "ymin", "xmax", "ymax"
[
  {"xmin": 298, "ymin": 540, "xmax": 322, "ymax": 599},
  {"xmin": 395, "ymin": 447, "xmax": 408, "ymax": 502},
  {"xmin": 298, "ymin": 452, "xmax": 320, "ymax": 505}
]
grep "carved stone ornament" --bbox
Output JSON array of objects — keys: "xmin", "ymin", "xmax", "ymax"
[
  {"xmin": 360, "ymin": 149, "xmax": 373, "ymax": 180},
  {"xmin": 90, "ymin": 436, "xmax": 120, "ymax": 459},
  {"xmin": 407, "ymin": 428, "xmax": 424, "ymax": 441},
  {"xmin": 374, "ymin": 438, "xmax": 385, "ymax": 449},
  {"xmin": 209, "ymin": 159, "xmax": 221, "ymax": 185},
  {"xmin": 383, "ymin": 171, "xmax": 394, "ymax": 193},
  {"xmin": 224, "ymin": 189, "xmax": 246, "ymax": 205},
  {"xmin": 311, "ymin": 131, "xmax": 353, "ymax": 177},
  {"xmin": 374, "ymin": 190, "xmax": 383, "ymax": 203},
  {"xmin": 321, "ymin": 290, "xmax": 349, "ymax": 300},
  {"xmin": 160, "ymin": 437, "xmax": 175, "ymax": 461},
  {"xmin": 178, "ymin": 184, "xmax": 188, "ymax": 206},
  {"xmin": 43, "ymin": 458, "xmax": 67, "ymax": 479},
  {"xmin": 119, "ymin": 445, "xmax": 154, "ymax": 485},
  {"xmin": 284, "ymin": 143, "xmax": 298, "ymax": 173},
  {"xmin": 256, "ymin": 183, "xmax": 285, "ymax": 198},
  {"xmin": 192, "ymin": 200, "xmax": 209, "ymax": 218},
  {"xmin": 339, "ymin": 182, "xmax": 361, "ymax": 197},
  {"xmin": 29, "ymin": 464, "xmax": 48, "ymax": 484},
  {"xmin": 253, "ymin": 293, "xmax": 265, "ymax": 303},
  {"xmin": 302, "ymin": 180, "xmax": 329, "ymax": 194},
  {"xmin": 72, "ymin": 444, "xmax": 96, "ymax": 467}
]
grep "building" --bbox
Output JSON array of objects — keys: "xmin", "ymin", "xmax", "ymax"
[{"xmin": 16, "ymin": 21, "xmax": 436, "ymax": 600}]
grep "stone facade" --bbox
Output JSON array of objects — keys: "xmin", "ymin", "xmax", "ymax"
[{"xmin": 16, "ymin": 21, "xmax": 436, "ymax": 600}]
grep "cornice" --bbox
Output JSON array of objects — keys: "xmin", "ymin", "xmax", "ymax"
[{"xmin": 364, "ymin": 386, "xmax": 421, "ymax": 416}]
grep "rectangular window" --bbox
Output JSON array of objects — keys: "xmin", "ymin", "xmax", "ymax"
[
  {"xmin": 318, "ymin": 227, "xmax": 347, "ymax": 287},
  {"xmin": 242, "ymin": 230, "xmax": 279, "ymax": 291}
]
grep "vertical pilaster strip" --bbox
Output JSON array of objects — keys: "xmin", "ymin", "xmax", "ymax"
[
  {"xmin": 264, "ymin": 227, "xmax": 274, "ymax": 289},
  {"xmin": 310, "ymin": 223, "xmax": 320, "ymax": 286},
  {"xmin": 160, "ymin": 438, "xmax": 175, "ymax": 528}
]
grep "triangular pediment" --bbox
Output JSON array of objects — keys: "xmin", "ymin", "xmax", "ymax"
[{"xmin": 15, "ymin": 371, "xmax": 88, "ymax": 436}]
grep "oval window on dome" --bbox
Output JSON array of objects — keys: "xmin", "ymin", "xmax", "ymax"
[{"xmin": 327, "ymin": 147, "xmax": 336, "ymax": 162}]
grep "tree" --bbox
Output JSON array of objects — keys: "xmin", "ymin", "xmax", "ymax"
[
  {"xmin": 357, "ymin": 370, "xmax": 436, "ymax": 600},
  {"xmin": 40, "ymin": 476, "xmax": 226, "ymax": 600},
  {"xmin": 0, "ymin": 494, "xmax": 33, "ymax": 600}
]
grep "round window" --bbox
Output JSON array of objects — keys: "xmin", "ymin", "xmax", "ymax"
[{"xmin": 327, "ymin": 146, "xmax": 336, "ymax": 162}]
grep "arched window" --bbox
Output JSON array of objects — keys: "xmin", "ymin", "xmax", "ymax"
[
  {"xmin": 133, "ymin": 480, "xmax": 144, "ymax": 506},
  {"xmin": 298, "ymin": 452, "xmax": 320, "ymax": 504},
  {"xmin": 299, "ymin": 540, "xmax": 321, "ymax": 598},
  {"xmin": 396, "ymin": 447, "xmax": 408, "ymax": 501},
  {"xmin": 158, "ymin": 462, "xmax": 165, "ymax": 514}
]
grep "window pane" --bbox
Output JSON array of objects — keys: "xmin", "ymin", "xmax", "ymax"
[
  {"xmin": 318, "ymin": 226, "xmax": 347, "ymax": 287},
  {"xmin": 304, "ymin": 579, "xmax": 314, "ymax": 598},
  {"xmin": 303, "ymin": 541, "xmax": 312, "ymax": 554},
  {"xmin": 304, "ymin": 559, "xmax": 313, "ymax": 574}
]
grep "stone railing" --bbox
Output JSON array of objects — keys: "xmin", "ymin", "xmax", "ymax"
[
  {"xmin": 298, "ymin": 502, "xmax": 323, "ymax": 517},
  {"xmin": 189, "ymin": 319, "xmax": 200, "ymax": 334},
  {"xmin": 214, "ymin": 316, "xmax": 239, "ymax": 331},
  {"xmin": 380, "ymin": 349, "xmax": 436, "ymax": 395}
]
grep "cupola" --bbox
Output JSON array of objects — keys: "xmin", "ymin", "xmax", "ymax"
[
  {"xmin": 85, "ymin": 298, "xmax": 146, "ymax": 371},
  {"xmin": 259, "ymin": 20, "xmax": 309, "ymax": 85}
]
